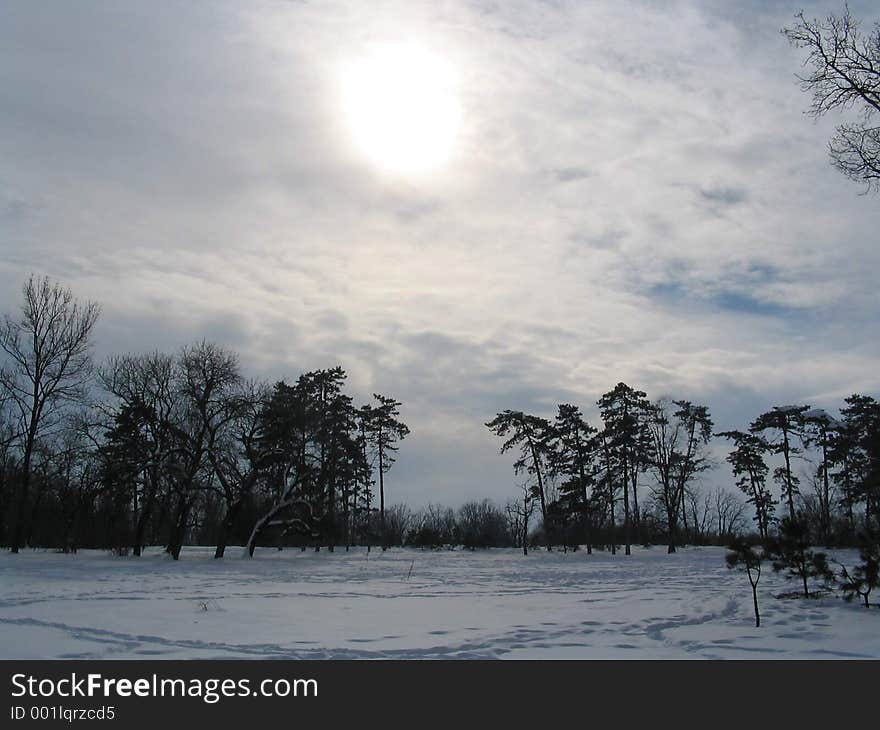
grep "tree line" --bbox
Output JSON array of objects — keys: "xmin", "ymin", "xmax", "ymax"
[
  {"xmin": 487, "ymin": 385, "xmax": 880, "ymax": 555},
  {"xmin": 2, "ymin": 275, "xmax": 878, "ymax": 563},
  {"xmin": 0, "ymin": 275, "xmax": 408, "ymax": 557}
]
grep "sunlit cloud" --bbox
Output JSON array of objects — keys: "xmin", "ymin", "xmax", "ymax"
[{"xmin": 0, "ymin": 0, "xmax": 878, "ymax": 505}]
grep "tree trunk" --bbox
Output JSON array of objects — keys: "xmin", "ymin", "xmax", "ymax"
[
  {"xmin": 378, "ymin": 435, "xmax": 386, "ymax": 552},
  {"xmin": 820, "ymin": 434, "xmax": 830, "ymax": 544},
  {"xmin": 214, "ymin": 499, "xmax": 243, "ymax": 559},
  {"xmin": 751, "ymin": 581, "xmax": 760, "ymax": 627},
  {"xmin": 526, "ymin": 434, "xmax": 550, "ymax": 551},
  {"xmin": 577, "ymin": 445, "xmax": 592, "ymax": 555},
  {"xmin": 783, "ymin": 429, "xmax": 796, "ymax": 522},
  {"xmin": 167, "ymin": 496, "xmax": 192, "ymax": 561},
  {"xmin": 608, "ymin": 476, "xmax": 616, "ymax": 556},
  {"xmin": 10, "ymin": 431, "xmax": 36, "ymax": 553},
  {"xmin": 666, "ymin": 501, "xmax": 677, "ymax": 554},
  {"xmin": 622, "ymin": 461, "xmax": 631, "ymax": 556}
]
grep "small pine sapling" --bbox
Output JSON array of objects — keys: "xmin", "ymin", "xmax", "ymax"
[
  {"xmin": 835, "ymin": 533, "xmax": 879, "ymax": 608},
  {"xmin": 766, "ymin": 518, "xmax": 833, "ymax": 598},
  {"xmin": 726, "ymin": 538, "xmax": 764, "ymax": 627}
]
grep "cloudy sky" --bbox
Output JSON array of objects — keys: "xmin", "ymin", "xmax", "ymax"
[{"xmin": 1, "ymin": 0, "xmax": 878, "ymax": 508}]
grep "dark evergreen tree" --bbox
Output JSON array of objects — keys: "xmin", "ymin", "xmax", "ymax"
[
  {"xmin": 839, "ymin": 394, "xmax": 880, "ymax": 531},
  {"xmin": 750, "ymin": 405, "xmax": 808, "ymax": 523},
  {"xmin": 834, "ymin": 532, "xmax": 880, "ymax": 608},
  {"xmin": 548, "ymin": 404, "xmax": 598, "ymax": 553},
  {"xmin": 803, "ymin": 408, "xmax": 841, "ymax": 544},
  {"xmin": 486, "ymin": 410, "xmax": 554, "ymax": 550},
  {"xmin": 365, "ymin": 394, "xmax": 409, "ymax": 551},
  {"xmin": 717, "ymin": 430, "xmax": 776, "ymax": 540},
  {"xmin": 766, "ymin": 517, "xmax": 833, "ymax": 598},
  {"xmin": 598, "ymin": 383, "xmax": 652, "ymax": 555}
]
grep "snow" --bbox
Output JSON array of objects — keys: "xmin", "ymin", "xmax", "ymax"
[
  {"xmin": 803, "ymin": 408, "xmax": 844, "ymax": 429},
  {"xmin": 1, "ymin": 546, "xmax": 877, "ymax": 659}
]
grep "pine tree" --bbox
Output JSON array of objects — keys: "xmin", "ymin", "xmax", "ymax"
[
  {"xmin": 549, "ymin": 404, "xmax": 598, "ymax": 553},
  {"xmin": 718, "ymin": 430, "xmax": 776, "ymax": 540},
  {"xmin": 365, "ymin": 394, "xmax": 409, "ymax": 551},
  {"xmin": 750, "ymin": 405, "xmax": 808, "ymax": 523},
  {"xmin": 835, "ymin": 532, "xmax": 880, "ymax": 608},
  {"xmin": 486, "ymin": 410, "xmax": 554, "ymax": 550},
  {"xmin": 726, "ymin": 538, "xmax": 765, "ymax": 627},
  {"xmin": 839, "ymin": 395, "xmax": 880, "ymax": 531},
  {"xmin": 598, "ymin": 383, "xmax": 652, "ymax": 555},
  {"xmin": 767, "ymin": 517, "xmax": 833, "ymax": 598},
  {"xmin": 803, "ymin": 409, "xmax": 840, "ymax": 545}
]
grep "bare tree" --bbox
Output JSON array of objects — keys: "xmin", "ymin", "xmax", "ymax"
[
  {"xmin": 164, "ymin": 341, "xmax": 242, "ymax": 560},
  {"xmin": 505, "ymin": 481, "xmax": 535, "ymax": 555},
  {"xmin": 207, "ymin": 379, "xmax": 269, "ymax": 558},
  {"xmin": 783, "ymin": 6, "xmax": 880, "ymax": 192},
  {"xmin": 712, "ymin": 487, "xmax": 748, "ymax": 542},
  {"xmin": 646, "ymin": 398, "xmax": 713, "ymax": 553},
  {"xmin": 0, "ymin": 275, "xmax": 99, "ymax": 553}
]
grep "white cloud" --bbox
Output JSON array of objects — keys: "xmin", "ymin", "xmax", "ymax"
[{"xmin": 1, "ymin": 0, "xmax": 878, "ymax": 506}]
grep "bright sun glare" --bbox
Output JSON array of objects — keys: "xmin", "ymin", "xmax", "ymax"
[{"xmin": 340, "ymin": 43, "xmax": 461, "ymax": 174}]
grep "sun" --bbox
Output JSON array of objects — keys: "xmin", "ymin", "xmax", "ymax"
[{"xmin": 340, "ymin": 42, "xmax": 461, "ymax": 174}]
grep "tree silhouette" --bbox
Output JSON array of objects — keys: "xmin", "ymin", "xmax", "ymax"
[
  {"xmin": 0, "ymin": 275, "xmax": 100, "ymax": 553},
  {"xmin": 717, "ymin": 430, "xmax": 776, "ymax": 540},
  {"xmin": 783, "ymin": 6, "xmax": 880, "ymax": 193},
  {"xmin": 598, "ymin": 383, "xmax": 652, "ymax": 555},
  {"xmin": 486, "ymin": 410, "xmax": 554, "ymax": 550}
]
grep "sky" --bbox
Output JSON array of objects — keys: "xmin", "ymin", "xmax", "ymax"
[{"xmin": 1, "ymin": 0, "xmax": 878, "ymax": 509}]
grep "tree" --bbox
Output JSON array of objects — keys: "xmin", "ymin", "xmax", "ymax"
[
  {"xmin": 834, "ymin": 532, "xmax": 879, "ymax": 607},
  {"xmin": 750, "ymin": 405, "xmax": 808, "ymax": 523},
  {"xmin": 98, "ymin": 352, "xmax": 176, "ymax": 556},
  {"xmin": 647, "ymin": 398, "xmax": 713, "ymax": 553},
  {"xmin": 46, "ymin": 416, "xmax": 101, "ymax": 553},
  {"xmin": 726, "ymin": 539, "xmax": 765, "ymax": 627},
  {"xmin": 355, "ymin": 404, "xmax": 376, "ymax": 551},
  {"xmin": 783, "ymin": 6, "xmax": 880, "ymax": 193},
  {"xmin": 505, "ymin": 481, "xmax": 536, "ymax": 555},
  {"xmin": 598, "ymin": 383, "xmax": 652, "ymax": 555},
  {"xmin": 712, "ymin": 488, "xmax": 748, "ymax": 543},
  {"xmin": 0, "ymin": 275, "xmax": 100, "ymax": 553},
  {"xmin": 486, "ymin": 410, "xmax": 553, "ymax": 550},
  {"xmin": 838, "ymin": 394, "xmax": 880, "ymax": 531},
  {"xmin": 206, "ymin": 379, "xmax": 269, "ymax": 558},
  {"xmin": 802, "ymin": 408, "xmax": 843, "ymax": 544},
  {"xmin": 767, "ymin": 517, "xmax": 833, "ymax": 598},
  {"xmin": 457, "ymin": 499, "xmax": 509, "ymax": 549},
  {"xmin": 163, "ymin": 341, "xmax": 242, "ymax": 560},
  {"xmin": 408, "ymin": 503, "xmax": 456, "ymax": 548},
  {"xmin": 596, "ymin": 426, "xmax": 620, "ymax": 554},
  {"xmin": 365, "ymin": 394, "xmax": 409, "ymax": 551},
  {"xmin": 718, "ymin": 430, "xmax": 776, "ymax": 539},
  {"xmin": 245, "ymin": 379, "xmax": 318, "ymax": 557},
  {"xmin": 548, "ymin": 404, "xmax": 598, "ymax": 553}
]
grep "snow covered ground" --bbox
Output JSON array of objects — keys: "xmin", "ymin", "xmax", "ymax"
[{"xmin": 1, "ymin": 546, "xmax": 877, "ymax": 659}]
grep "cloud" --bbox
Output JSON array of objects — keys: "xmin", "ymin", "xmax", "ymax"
[
  {"xmin": 698, "ymin": 185, "xmax": 749, "ymax": 206},
  {"xmin": 0, "ymin": 0, "xmax": 878, "ymax": 507}
]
